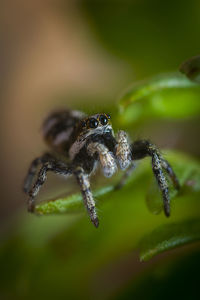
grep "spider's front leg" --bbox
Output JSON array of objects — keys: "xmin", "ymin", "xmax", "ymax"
[
  {"xmin": 114, "ymin": 130, "xmax": 134, "ymax": 189},
  {"xmin": 82, "ymin": 141, "xmax": 118, "ymax": 227},
  {"xmin": 115, "ymin": 130, "xmax": 132, "ymax": 170},
  {"xmin": 87, "ymin": 142, "xmax": 117, "ymax": 177},
  {"xmin": 131, "ymin": 140, "xmax": 180, "ymax": 217},
  {"xmin": 27, "ymin": 157, "xmax": 72, "ymax": 212}
]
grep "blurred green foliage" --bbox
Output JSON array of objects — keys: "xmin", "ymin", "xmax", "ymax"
[
  {"xmin": 82, "ymin": 0, "xmax": 200, "ymax": 78},
  {"xmin": 118, "ymin": 73, "xmax": 200, "ymax": 126}
]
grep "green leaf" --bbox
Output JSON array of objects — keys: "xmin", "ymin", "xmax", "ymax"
[
  {"xmin": 118, "ymin": 74, "xmax": 200, "ymax": 126},
  {"xmin": 139, "ymin": 219, "xmax": 200, "ymax": 262},
  {"xmin": 145, "ymin": 179, "xmax": 163, "ymax": 215},
  {"xmin": 35, "ymin": 185, "xmax": 114, "ymax": 215}
]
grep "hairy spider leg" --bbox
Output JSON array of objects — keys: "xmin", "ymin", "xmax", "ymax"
[
  {"xmin": 27, "ymin": 158, "xmax": 72, "ymax": 212},
  {"xmin": 151, "ymin": 152, "xmax": 170, "ymax": 216},
  {"xmin": 131, "ymin": 140, "xmax": 180, "ymax": 217},
  {"xmin": 115, "ymin": 130, "xmax": 132, "ymax": 170},
  {"xmin": 24, "ymin": 156, "xmax": 44, "ymax": 194},
  {"xmin": 87, "ymin": 142, "xmax": 117, "ymax": 178},
  {"xmin": 23, "ymin": 153, "xmax": 53, "ymax": 193},
  {"xmin": 114, "ymin": 130, "xmax": 134, "ymax": 189},
  {"xmin": 74, "ymin": 167, "xmax": 99, "ymax": 228},
  {"xmin": 161, "ymin": 159, "xmax": 180, "ymax": 190}
]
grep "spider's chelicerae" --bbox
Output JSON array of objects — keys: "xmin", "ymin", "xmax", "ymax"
[{"xmin": 24, "ymin": 109, "xmax": 180, "ymax": 227}]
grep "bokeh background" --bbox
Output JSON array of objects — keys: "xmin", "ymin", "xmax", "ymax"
[{"xmin": 0, "ymin": 0, "xmax": 200, "ymax": 299}]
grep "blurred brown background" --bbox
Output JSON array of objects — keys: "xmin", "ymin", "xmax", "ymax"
[{"xmin": 0, "ymin": 0, "xmax": 128, "ymax": 223}]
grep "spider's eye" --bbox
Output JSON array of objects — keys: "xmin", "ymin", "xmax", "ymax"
[
  {"xmin": 99, "ymin": 115, "xmax": 108, "ymax": 126},
  {"xmin": 89, "ymin": 118, "xmax": 98, "ymax": 128},
  {"xmin": 106, "ymin": 113, "xmax": 111, "ymax": 120}
]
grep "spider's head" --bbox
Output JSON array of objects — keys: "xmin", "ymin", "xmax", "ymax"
[{"xmin": 80, "ymin": 113, "xmax": 112, "ymax": 137}]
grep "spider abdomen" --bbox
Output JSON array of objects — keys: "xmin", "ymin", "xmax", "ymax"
[{"xmin": 42, "ymin": 110, "xmax": 86, "ymax": 153}]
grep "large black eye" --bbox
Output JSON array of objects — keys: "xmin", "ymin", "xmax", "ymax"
[
  {"xmin": 89, "ymin": 118, "xmax": 98, "ymax": 128},
  {"xmin": 99, "ymin": 115, "xmax": 108, "ymax": 125}
]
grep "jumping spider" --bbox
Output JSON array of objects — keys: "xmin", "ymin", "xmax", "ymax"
[{"xmin": 24, "ymin": 109, "xmax": 180, "ymax": 227}]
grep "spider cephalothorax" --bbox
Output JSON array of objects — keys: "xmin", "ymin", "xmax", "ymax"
[{"xmin": 24, "ymin": 109, "xmax": 180, "ymax": 227}]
